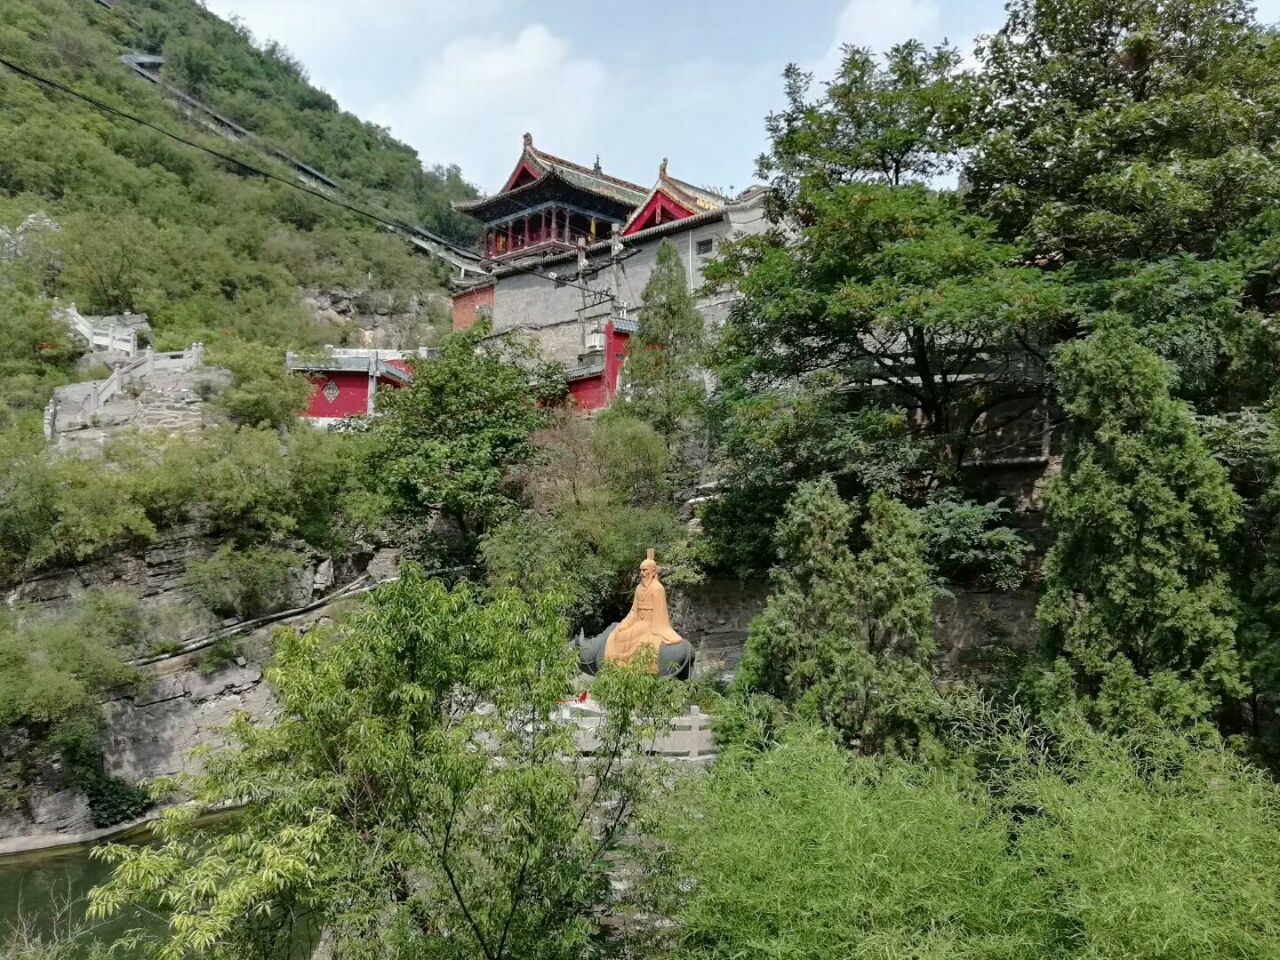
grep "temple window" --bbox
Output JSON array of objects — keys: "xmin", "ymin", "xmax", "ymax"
[{"xmin": 696, "ymin": 238, "xmax": 714, "ymax": 256}]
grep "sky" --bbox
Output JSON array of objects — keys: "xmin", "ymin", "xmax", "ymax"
[{"xmin": 201, "ymin": 0, "xmax": 1280, "ymax": 196}]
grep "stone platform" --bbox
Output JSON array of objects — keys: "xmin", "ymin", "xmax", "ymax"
[{"xmin": 556, "ymin": 700, "xmax": 716, "ymax": 762}]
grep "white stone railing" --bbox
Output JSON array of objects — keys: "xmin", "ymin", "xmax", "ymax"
[
  {"xmin": 43, "ymin": 342, "xmax": 205, "ymax": 439},
  {"xmin": 557, "ymin": 702, "xmax": 716, "ymax": 761},
  {"xmin": 58, "ymin": 302, "xmax": 140, "ymax": 356}
]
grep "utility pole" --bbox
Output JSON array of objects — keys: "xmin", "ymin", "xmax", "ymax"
[
  {"xmin": 610, "ymin": 223, "xmax": 626, "ymax": 323},
  {"xmin": 577, "ymin": 236, "xmax": 591, "ymax": 350}
]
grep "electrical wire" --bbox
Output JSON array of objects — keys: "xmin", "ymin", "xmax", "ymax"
[{"xmin": 0, "ymin": 50, "xmax": 631, "ymax": 304}]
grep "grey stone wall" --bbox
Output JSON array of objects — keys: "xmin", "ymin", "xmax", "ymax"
[
  {"xmin": 670, "ymin": 579, "xmax": 767, "ymax": 677},
  {"xmin": 670, "ymin": 575, "xmax": 1042, "ymax": 681},
  {"xmin": 491, "ymin": 202, "xmax": 767, "ymax": 367}
]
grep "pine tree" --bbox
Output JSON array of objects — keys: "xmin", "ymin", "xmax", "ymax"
[
  {"xmin": 1038, "ymin": 324, "xmax": 1244, "ymax": 730},
  {"xmin": 624, "ymin": 241, "xmax": 705, "ymax": 443},
  {"xmin": 736, "ymin": 478, "xmax": 938, "ymax": 754}
]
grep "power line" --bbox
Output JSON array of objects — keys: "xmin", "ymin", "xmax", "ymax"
[
  {"xmin": 0, "ymin": 52, "xmax": 627, "ymax": 305},
  {"xmin": 0, "ymin": 53, "xmax": 477, "ymax": 254}
]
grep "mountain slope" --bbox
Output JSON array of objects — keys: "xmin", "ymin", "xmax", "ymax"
[{"xmin": 0, "ymin": 0, "xmax": 479, "ymax": 425}]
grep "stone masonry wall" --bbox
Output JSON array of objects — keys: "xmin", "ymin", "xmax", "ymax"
[
  {"xmin": 671, "ymin": 575, "xmax": 1042, "ymax": 681},
  {"xmin": 492, "ymin": 212, "xmax": 762, "ymax": 367}
]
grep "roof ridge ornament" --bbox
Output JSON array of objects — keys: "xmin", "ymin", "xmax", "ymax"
[
  {"xmin": 522, "ymin": 131, "xmax": 533, "ymax": 149},
  {"xmin": 659, "ymin": 157, "xmax": 668, "ymax": 179},
  {"xmin": 594, "ymin": 154, "xmax": 602, "ymax": 174}
]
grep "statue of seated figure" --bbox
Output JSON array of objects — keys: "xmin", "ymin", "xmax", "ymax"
[{"xmin": 576, "ymin": 549, "xmax": 695, "ymax": 680}]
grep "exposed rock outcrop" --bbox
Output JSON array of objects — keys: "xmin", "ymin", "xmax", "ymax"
[
  {"xmin": 302, "ymin": 287, "xmax": 449, "ymax": 348},
  {"xmin": 47, "ymin": 364, "xmax": 231, "ymax": 454}
]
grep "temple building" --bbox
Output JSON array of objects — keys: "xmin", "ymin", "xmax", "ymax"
[
  {"xmin": 451, "ymin": 134, "xmax": 767, "ymax": 410},
  {"xmin": 286, "ymin": 347, "xmax": 431, "ymax": 426}
]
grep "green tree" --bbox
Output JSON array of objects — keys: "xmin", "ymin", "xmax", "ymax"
[
  {"xmin": 480, "ymin": 410, "xmax": 700, "ymax": 632},
  {"xmin": 623, "ymin": 241, "xmax": 705, "ymax": 444},
  {"xmin": 700, "ymin": 377, "xmax": 921, "ymax": 576},
  {"xmin": 735, "ymin": 478, "xmax": 938, "ymax": 754},
  {"xmin": 656, "ymin": 713, "xmax": 1280, "ymax": 960},
  {"xmin": 762, "ymin": 39, "xmax": 962, "ymax": 203},
  {"xmin": 966, "ymin": 0, "xmax": 1280, "ymax": 265},
  {"xmin": 369, "ymin": 324, "xmax": 559, "ymax": 544},
  {"xmin": 89, "ymin": 566, "xmax": 679, "ymax": 960},
  {"xmin": 709, "ymin": 185, "xmax": 1068, "ymax": 474},
  {"xmin": 1038, "ymin": 324, "xmax": 1244, "ymax": 729},
  {"xmin": 916, "ymin": 490, "xmax": 1029, "ymax": 591},
  {"xmin": 0, "ymin": 591, "xmax": 139, "ymax": 731},
  {"xmin": 211, "ymin": 340, "xmax": 313, "ymax": 429}
]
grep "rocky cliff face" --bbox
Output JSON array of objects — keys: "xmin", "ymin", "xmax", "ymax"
[
  {"xmin": 302, "ymin": 288, "xmax": 450, "ymax": 349},
  {"xmin": 0, "ymin": 519, "xmax": 397, "ymax": 847},
  {"xmin": 0, "ymin": 557, "xmax": 1040, "ymax": 850},
  {"xmin": 4, "ymin": 522, "xmax": 363, "ymax": 659}
]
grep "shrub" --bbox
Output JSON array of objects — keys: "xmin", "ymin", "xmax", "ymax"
[
  {"xmin": 658, "ymin": 715, "xmax": 1280, "ymax": 960},
  {"xmin": 194, "ymin": 638, "xmax": 241, "ymax": 677},
  {"xmin": 50, "ymin": 716, "xmax": 150, "ymax": 828},
  {"xmin": 210, "ymin": 340, "xmax": 313, "ymax": 429},
  {"xmin": 0, "ymin": 593, "xmax": 141, "ymax": 729},
  {"xmin": 186, "ymin": 545, "xmax": 301, "ymax": 619},
  {"xmin": 917, "ymin": 490, "xmax": 1029, "ymax": 591},
  {"xmin": 735, "ymin": 479, "xmax": 940, "ymax": 754}
]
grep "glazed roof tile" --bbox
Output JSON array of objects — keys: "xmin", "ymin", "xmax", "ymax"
[
  {"xmin": 454, "ymin": 135, "xmax": 648, "ymax": 215},
  {"xmin": 564, "ymin": 356, "xmax": 607, "ymax": 381}
]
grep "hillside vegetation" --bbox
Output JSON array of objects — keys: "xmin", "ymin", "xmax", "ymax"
[
  {"xmin": 0, "ymin": 0, "xmax": 477, "ymax": 428},
  {"xmin": 10, "ymin": 1, "xmax": 1280, "ymax": 958}
]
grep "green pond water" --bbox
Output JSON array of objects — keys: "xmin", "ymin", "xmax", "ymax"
[
  {"xmin": 0, "ymin": 841, "xmax": 321, "ymax": 958},
  {"xmin": 0, "ymin": 845, "xmax": 145, "ymax": 956}
]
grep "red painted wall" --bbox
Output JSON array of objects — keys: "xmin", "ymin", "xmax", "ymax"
[
  {"xmin": 300, "ymin": 370, "xmax": 410, "ymax": 420},
  {"xmin": 568, "ymin": 321, "xmax": 631, "ymax": 412},
  {"xmin": 303, "ymin": 371, "xmax": 369, "ymax": 419},
  {"xmin": 452, "ymin": 285, "xmax": 495, "ymax": 331},
  {"xmin": 568, "ymin": 375, "xmax": 610, "ymax": 409}
]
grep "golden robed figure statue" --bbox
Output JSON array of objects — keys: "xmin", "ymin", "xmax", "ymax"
[{"xmin": 576, "ymin": 549, "xmax": 696, "ymax": 680}]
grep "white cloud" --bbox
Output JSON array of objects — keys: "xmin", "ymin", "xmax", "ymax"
[
  {"xmin": 202, "ymin": 0, "xmax": 513, "ymax": 60},
  {"xmin": 371, "ymin": 23, "xmax": 608, "ymax": 189},
  {"xmin": 811, "ymin": 0, "xmax": 943, "ymax": 79}
]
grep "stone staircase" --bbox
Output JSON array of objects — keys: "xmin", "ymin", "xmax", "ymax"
[
  {"xmin": 45, "ymin": 347, "xmax": 229, "ymax": 452},
  {"xmin": 55, "ymin": 302, "xmax": 150, "ymax": 357}
]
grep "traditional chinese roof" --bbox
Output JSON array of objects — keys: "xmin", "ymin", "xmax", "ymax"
[
  {"xmin": 564, "ymin": 355, "xmax": 607, "ymax": 382},
  {"xmin": 621, "ymin": 160, "xmax": 727, "ymax": 237},
  {"xmin": 454, "ymin": 133, "xmax": 648, "ymax": 221},
  {"xmin": 285, "ymin": 349, "xmax": 430, "ymax": 384}
]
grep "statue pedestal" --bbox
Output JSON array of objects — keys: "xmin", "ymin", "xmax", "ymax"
[{"xmin": 555, "ymin": 700, "xmax": 715, "ymax": 762}]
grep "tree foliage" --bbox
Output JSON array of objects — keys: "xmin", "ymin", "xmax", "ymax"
[
  {"xmin": 480, "ymin": 409, "xmax": 701, "ymax": 632},
  {"xmin": 735, "ymin": 478, "xmax": 938, "ymax": 754},
  {"xmin": 1038, "ymin": 324, "xmax": 1244, "ymax": 729},
  {"xmin": 0, "ymin": 590, "xmax": 139, "ymax": 730},
  {"xmin": 622, "ymin": 241, "xmax": 706, "ymax": 444},
  {"xmin": 89, "ymin": 566, "xmax": 679, "ymax": 960},
  {"xmin": 966, "ymin": 0, "xmax": 1280, "ymax": 266},
  {"xmin": 709, "ymin": 185, "xmax": 1068, "ymax": 473},
  {"xmin": 369, "ymin": 324, "xmax": 560, "ymax": 544},
  {"xmin": 0, "ymin": 423, "xmax": 379, "ymax": 576},
  {"xmin": 760, "ymin": 39, "xmax": 963, "ymax": 201}
]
